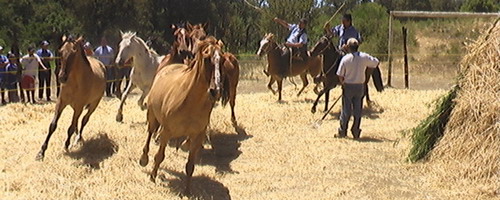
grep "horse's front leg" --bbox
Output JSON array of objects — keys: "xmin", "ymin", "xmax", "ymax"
[
  {"xmin": 116, "ymin": 82, "xmax": 136, "ymax": 122},
  {"xmin": 277, "ymin": 78, "xmax": 283, "ymax": 102},
  {"xmin": 65, "ymin": 106, "xmax": 84, "ymax": 150},
  {"xmin": 138, "ymin": 86, "xmax": 150, "ymax": 111},
  {"xmin": 267, "ymin": 77, "xmax": 276, "ymax": 95},
  {"xmin": 184, "ymin": 133, "xmax": 205, "ymax": 196},
  {"xmin": 296, "ymin": 73, "xmax": 309, "ymax": 97},
  {"xmin": 36, "ymin": 100, "xmax": 68, "ymax": 161}
]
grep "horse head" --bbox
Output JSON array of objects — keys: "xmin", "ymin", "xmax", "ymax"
[
  {"xmin": 172, "ymin": 25, "xmax": 192, "ymax": 54},
  {"xmin": 194, "ymin": 37, "xmax": 223, "ymax": 101},
  {"xmin": 58, "ymin": 35, "xmax": 87, "ymax": 83},
  {"xmin": 256, "ymin": 33, "xmax": 275, "ymax": 57},
  {"xmin": 116, "ymin": 31, "xmax": 139, "ymax": 66},
  {"xmin": 310, "ymin": 35, "xmax": 334, "ymax": 57},
  {"xmin": 189, "ymin": 25, "xmax": 208, "ymax": 54}
]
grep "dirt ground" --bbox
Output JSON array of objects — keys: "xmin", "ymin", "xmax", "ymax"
[{"xmin": 2, "ymin": 67, "xmax": 491, "ymax": 199}]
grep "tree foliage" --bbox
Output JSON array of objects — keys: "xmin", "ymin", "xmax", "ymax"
[{"xmin": 0, "ymin": 0, "xmax": 489, "ymax": 54}]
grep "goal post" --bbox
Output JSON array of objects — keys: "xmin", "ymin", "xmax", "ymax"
[{"xmin": 386, "ymin": 11, "xmax": 500, "ymax": 87}]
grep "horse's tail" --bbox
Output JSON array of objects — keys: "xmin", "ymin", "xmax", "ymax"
[{"xmin": 372, "ymin": 66, "xmax": 384, "ymax": 92}]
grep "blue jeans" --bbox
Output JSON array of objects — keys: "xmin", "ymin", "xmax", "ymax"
[{"xmin": 339, "ymin": 84, "xmax": 365, "ymax": 136}]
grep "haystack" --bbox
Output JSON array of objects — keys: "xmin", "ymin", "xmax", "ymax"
[{"xmin": 417, "ymin": 18, "xmax": 499, "ymax": 194}]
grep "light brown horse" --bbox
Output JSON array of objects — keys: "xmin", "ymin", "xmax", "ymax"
[
  {"xmin": 139, "ymin": 37, "xmax": 225, "ymax": 195},
  {"xmin": 257, "ymin": 33, "xmax": 322, "ymax": 101},
  {"xmin": 36, "ymin": 36, "xmax": 106, "ymax": 160},
  {"xmin": 176, "ymin": 23, "xmax": 240, "ymax": 126}
]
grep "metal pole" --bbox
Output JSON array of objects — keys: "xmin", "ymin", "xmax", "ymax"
[
  {"xmin": 387, "ymin": 13, "xmax": 393, "ymax": 87},
  {"xmin": 403, "ymin": 26, "xmax": 409, "ymax": 89}
]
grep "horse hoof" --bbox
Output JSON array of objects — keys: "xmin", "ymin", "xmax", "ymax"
[
  {"xmin": 311, "ymin": 107, "xmax": 317, "ymax": 114},
  {"xmin": 139, "ymin": 155, "xmax": 149, "ymax": 167},
  {"xmin": 35, "ymin": 152, "xmax": 44, "ymax": 161},
  {"xmin": 149, "ymin": 174, "xmax": 156, "ymax": 183},
  {"xmin": 116, "ymin": 114, "xmax": 123, "ymax": 122}
]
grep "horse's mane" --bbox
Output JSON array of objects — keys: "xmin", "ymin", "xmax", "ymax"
[
  {"xmin": 189, "ymin": 36, "xmax": 218, "ymax": 69},
  {"xmin": 122, "ymin": 31, "xmax": 159, "ymax": 57}
]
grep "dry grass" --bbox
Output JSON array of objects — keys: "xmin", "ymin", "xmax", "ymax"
[
  {"xmin": 425, "ymin": 18, "xmax": 500, "ymax": 197},
  {"xmin": 2, "ymin": 79, "xmax": 489, "ymax": 199}
]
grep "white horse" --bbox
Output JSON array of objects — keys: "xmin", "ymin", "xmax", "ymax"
[{"xmin": 115, "ymin": 31, "xmax": 165, "ymax": 122}]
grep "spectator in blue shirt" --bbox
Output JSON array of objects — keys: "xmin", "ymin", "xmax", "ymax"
[
  {"xmin": 0, "ymin": 46, "xmax": 9, "ymax": 104},
  {"xmin": 36, "ymin": 40, "xmax": 54, "ymax": 101},
  {"xmin": 5, "ymin": 53, "xmax": 19, "ymax": 103},
  {"xmin": 325, "ymin": 14, "xmax": 362, "ymax": 51},
  {"xmin": 94, "ymin": 37, "xmax": 116, "ymax": 97},
  {"xmin": 273, "ymin": 17, "xmax": 309, "ymax": 61}
]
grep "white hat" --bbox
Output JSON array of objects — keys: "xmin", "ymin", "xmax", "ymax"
[
  {"xmin": 41, "ymin": 41, "xmax": 49, "ymax": 46},
  {"xmin": 346, "ymin": 38, "xmax": 359, "ymax": 47},
  {"xmin": 0, "ymin": 46, "xmax": 3, "ymax": 50},
  {"xmin": 84, "ymin": 42, "xmax": 91, "ymax": 48}
]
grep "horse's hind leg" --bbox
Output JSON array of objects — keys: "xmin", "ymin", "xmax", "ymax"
[
  {"xmin": 65, "ymin": 106, "xmax": 84, "ymax": 150},
  {"xmin": 116, "ymin": 82, "xmax": 136, "ymax": 122},
  {"xmin": 324, "ymin": 88, "xmax": 330, "ymax": 112},
  {"xmin": 184, "ymin": 132, "xmax": 205, "ymax": 195},
  {"xmin": 296, "ymin": 73, "xmax": 309, "ymax": 97},
  {"xmin": 75, "ymin": 99, "xmax": 101, "ymax": 144},
  {"xmin": 36, "ymin": 101, "xmax": 68, "ymax": 160},
  {"xmin": 364, "ymin": 84, "xmax": 372, "ymax": 106},
  {"xmin": 140, "ymin": 109, "xmax": 160, "ymax": 167},
  {"xmin": 230, "ymin": 80, "xmax": 238, "ymax": 127}
]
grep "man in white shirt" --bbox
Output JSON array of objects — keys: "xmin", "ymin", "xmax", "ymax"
[
  {"xmin": 21, "ymin": 46, "xmax": 47, "ymax": 103},
  {"xmin": 94, "ymin": 37, "xmax": 115, "ymax": 97},
  {"xmin": 336, "ymin": 38, "xmax": 379, "ymax": 139}
]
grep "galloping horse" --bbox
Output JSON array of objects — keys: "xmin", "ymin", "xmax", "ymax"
[
  {"xmin": 115, "ymin": 31, "xmax": 165, "ymax": 122},
  {"xmin": 139, "ymin": 37, "xmax": 225, "ymax": 195},
  {"xmin": 177, "ymin": 23, "xmax": 240, "ymax": 126},
  {"xmin": 257, "ymin": 33, "xmax": 322, "ymax": 101},
  {"xmin": 309, "ymin": 35, "xmax": 384, "ymax": 113},
  {"xmin": 36, "ymin": 36, "xmax": 106, "ymax": 160}
]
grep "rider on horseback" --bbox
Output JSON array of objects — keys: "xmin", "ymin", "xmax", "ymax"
[
  {"xmin": 273, "ymin": 17, "xmax": 309, "ymax": 61},
  {"xmin": 324, "ymin": 13, "xmax": 362, "ymax": 52}
]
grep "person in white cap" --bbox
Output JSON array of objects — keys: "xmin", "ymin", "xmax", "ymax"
[
  {"xmin": 36, "ymin": 40, "xmax": 54, "ymax": 101},
  {"xmin": 83, "ymin": 42, "xmax": 94, "ymax": 56},
  {"xmin": 0, "ymin": 46, "xmax": 10, "ymax": 104},
  {"xmin": 336, "ymin": 38, "xmax": 379, "ymax": 139}
]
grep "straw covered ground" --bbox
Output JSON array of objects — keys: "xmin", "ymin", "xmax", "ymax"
[
  {"xmin": 1, "ymin": 79, "xmax": 493, "ymax": 199},
  {"xmin": 425, "ymin": 19, "xmax": 500, "ymax": 196}
]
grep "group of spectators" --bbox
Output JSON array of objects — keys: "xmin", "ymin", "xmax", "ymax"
[{"xmin": 0, "ymin": 36, "xmax": 131, "ymax": 105}]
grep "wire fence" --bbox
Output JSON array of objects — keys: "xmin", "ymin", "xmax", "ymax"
[{"xmin": 0, "ymin": 52, "xmax": 463, "ymax": 95}]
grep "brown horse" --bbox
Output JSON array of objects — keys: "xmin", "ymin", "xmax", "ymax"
[
  {"xmin": 177, "ymin": 23, "xmax": 240, "ymax": 126},
  {"xmin": 139, "ymin": 37, "xmax": 225, "ymax": 195},
  {"xmin": 219, "ymin": 51, "xmax": 240, "ymax": 126},
  {"xmin": 36, "ymin": 36, "xmax": 106, "ymax": 160},
  {"xmin": 309, "ymin": 35, "xmax": 385, "ymax": 113},
  {"xmin": 257, "ymin": 33, "xmax": 322, "ymax": 101}
]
